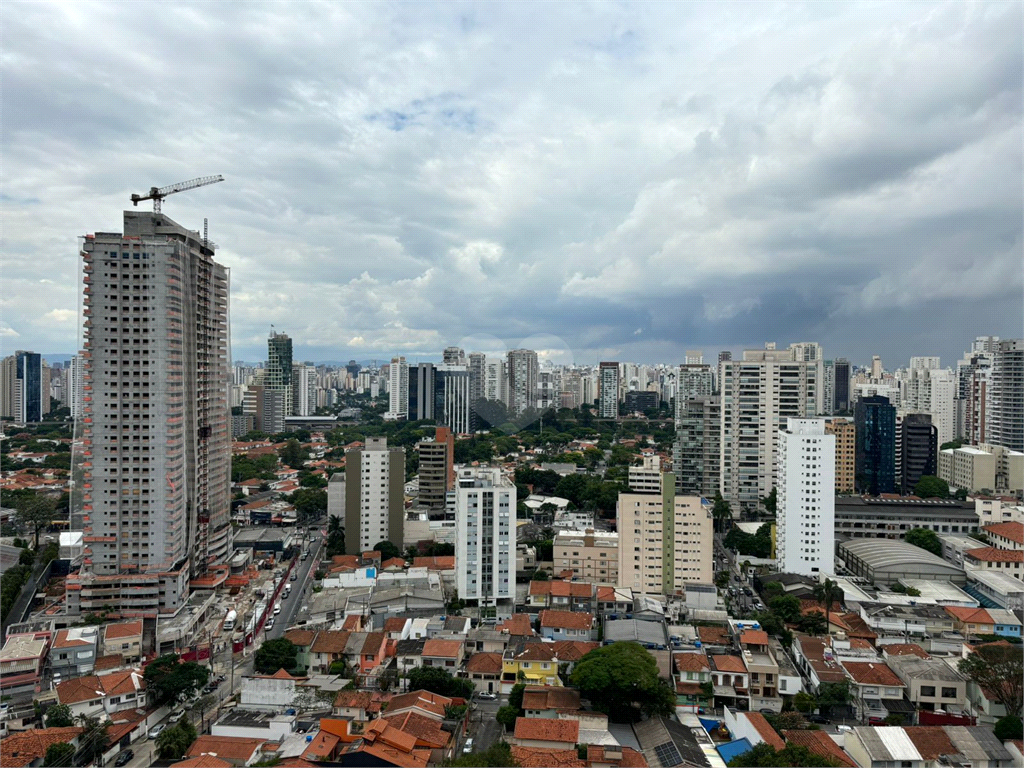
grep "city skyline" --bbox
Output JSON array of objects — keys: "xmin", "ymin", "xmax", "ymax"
[{"xmin": 2, "ymin": 2, "xmax": 1021, "ymax": 367}]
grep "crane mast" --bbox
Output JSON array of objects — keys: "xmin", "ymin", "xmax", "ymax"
[{"xmin": 131, "ymin": 174, "xmax": 224, "ymax": 213}]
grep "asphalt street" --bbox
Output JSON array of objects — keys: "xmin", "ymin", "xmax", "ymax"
[
  {"xmin": 267, "ymin": 532, "xmax": 323, "ymax": 640},
  {"xmin": 467, "ymin": 692, "xmax": 506, "ymax": 755}
]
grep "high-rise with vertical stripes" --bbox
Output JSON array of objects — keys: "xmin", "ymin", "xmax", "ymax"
[{"xmin": 68, "ymin": 211, "xmax": 232, "ymax": 616}]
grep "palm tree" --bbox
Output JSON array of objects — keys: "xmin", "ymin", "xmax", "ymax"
[{"xmin": 813, "ymin": 578, "xmax": 843, "ymax": 646}]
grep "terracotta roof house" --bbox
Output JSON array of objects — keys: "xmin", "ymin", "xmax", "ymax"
[
  {"xmin": 538, "ymin": 610, "xmax": 596, "ymax": 641},
  {"xmin": 0, "ymin": 727, "xmax": 83, "ymax": 767},
  {"xmin": 185, "ymin": 736, "xmax": 267, "ymax": 767},
  {"xmin": 332, "ymin": 690, "xmax": 391, "ymax": 720},
  {"xmin": 421, "ymin": 638, "xmax": 464, "ymax": 669},
  {"xmin": 982, "ymin": 522, "xmax": 1024, "ymax": 549},
  {"xmin": 587, "ymin": 745, "xmax": 649, "ymax": 767},
  {"xmin": 881, "ymin": 643, "xmax": 930, "ymax": 659},
  {"xmin": 465, "ymin": 652, "xmax": 503, "ymax": 694},
  {"xmin": 386, "ymin": 690, "xmax": 453, "ymax": 720},
  {"xmin": 169, "ymin": 757, "xmax": 234, "ymax": 768},
  {"xmin": 521, "ymin": 685, "xmax": 581, "ymax": 716},
  {"xmin": 511, "ymin": 717, "xmax": 580, "ymax": 750},
  {"xmin": 512, "ymin": 746, "xmax": 586, "ymax": 768},
  {"xmin": 101, "ymin": 620, "xmax": 143, "ymax": 660},
  {"xmin": 497, "ymin": 614, "xmax": 536, "ymax": 637},
  {"xmin": 55, "ymin": 667, "xmax": 146, "ymax": 718},
  {"xmin": 782, "ymin": 730, "xmax": 857, "ymax": 767},
  {"xmin": 382, "ymin": 710, "xmax": 451, "ymax": 749}
]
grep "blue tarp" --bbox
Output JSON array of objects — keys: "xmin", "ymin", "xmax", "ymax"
[
  {"xmin": 717, "ymin": 738, "xmax": 753, "ymax": 763},
  {"xmin": 699, "ymin": 717, "xmax": 721, "ymax": 733}
]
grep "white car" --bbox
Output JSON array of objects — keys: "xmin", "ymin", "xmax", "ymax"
[
  {"xmin": 463, "ymin": 738, "xmax": 474, "ymax": 754},
  {"xmin": 478, "ymin": 692, "xmax": 497, "ymax": 700},
  {"xmin": 148, "ymin": 724, "xmax": 166, "ymax": 739},
  {"xmin": 274, "ymin": 604, "xmax": 281, "ymax": 615}
]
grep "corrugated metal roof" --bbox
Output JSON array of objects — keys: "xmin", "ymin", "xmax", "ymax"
[{"xmin": 875, "ymin": 728, "xmax": 924, "ymax": 761}]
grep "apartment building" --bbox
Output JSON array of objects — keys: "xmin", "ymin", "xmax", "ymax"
[
  {"xmin": 68, "ymin": 211, "xmax": 232, "ymax": 616},
  {"xmin": 598, "ymin": 362, "xmax": 619, "ymax": 419},
  {"xmin": 554, "ymin": 530, "xmax": 619, "ymax": 584},
  {"xmin": 0, "ymin": 351, "xmax": 50, "ymax": 423},
  {"xmin": 938, "ymin": 443, "xmax": 1024, "ymax": 494},
  {"xmin": 266, "ymin": 331, "xmax": 293, "ymax": 416},
  {"xmin": 987, "ymin": 339, "xmax": 1024, "ymax": 452},
  {"xmin": 719, "ymin": 345, "xmax": 820, "ymax": 512},
  {"xmin": 455, "ymin": 467, "xmax": 515, "ymax": 607},
  {"xmin": 628, "ymin": 454, "xmax": 663, "ymax": 493},
  {"xmin": 825, "ymin": 418, "xmax": 855, "ymax": 494},
  {"xmin": 777, "ymin": 419, "xmax": 835, "ymax": 576},
  {"xmin": 616, "ymin": 479, "xmax": 713, "ymax": 595},
  {"xmin": 343, "ymin": 437, "xmax": 405, "ymax": 554},
  {"xmin": 855, "ymin": 395, "xmax": 896, "ymax": 495},
  {"xmin": 386, "ymin": 356, "xmax": 409, "ymax": 420},
  {"xmin": 674, "ymin": 396, "xmax": 721, "ymax": 498},
  {"xmin": 417, "ymin": 427, "xmax": 455, "ymax": 517},
  {"xmin": 507, "ymin": 349, "xmax": 538, "ymax": 417}
]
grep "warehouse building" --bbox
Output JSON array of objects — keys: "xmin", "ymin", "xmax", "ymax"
[{"xmin": 838, "ymin": 539, "xmax": 966, "ymax": 586}]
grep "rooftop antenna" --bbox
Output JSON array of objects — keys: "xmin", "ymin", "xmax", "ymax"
[{"xmin": 131, "ymin": 174, "xmax": 224, "ymax": 213}]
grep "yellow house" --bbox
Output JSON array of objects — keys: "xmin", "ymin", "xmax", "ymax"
[{"xmin": 501, "ymin": 644, "xmax": 562, "ymax": 694}]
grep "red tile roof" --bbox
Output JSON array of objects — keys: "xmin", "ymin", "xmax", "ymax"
[
  {"xmin": 965, "ymin": 547, "xmax": 1024, "ymax": 562},
  {"xmin": 587, "ymin": 746, "xmax": 649, "ymax": 767},
  {"xmin": 513, "ymin": 717, "xmax": 580, "ymax": 744},
  {"xmin": 169, "ymin": 757, "xmax": 234, "ymax": 768},
  {"xmin": 512, "ymin": 746, "xmax": 586, "ymax": 767},
  {"xmin": 310, "ymin": 630, "xmax": 351, "ymax": 654},
  {"xmin": 498, "ymin": 614, "xmax": 536, "ymax": 636},
  {"xmin": 782, "ymin": 730, "xmax": 856, "ymax": 767},
  {"xmin": 711, "ymin": 655, "xmax": 746, "ymax": 674},
  {"xmin": 422, "ymin": 639, "xmax": 462, "ymax": 658},
  {"xmin": 549, "ymin": 640, "xmax": 599, "ymax": 661},
  {"xmin": 186, "ymin": 736, "xmax": 266, "ymax": 761},
  {"xmin": 905, "ymin": 727, "xmax": 958, "ymax": 760},
  {"xmin": 539, "ymin": 610, "xmax": 593, "ymax": 631},
  {"xmin": 530, "ymin": 580, "xmax": 593, "ymax": 598},
  {"xmin": 983, "ymin": 521, "xmax": 1024, "ymax": 544},
  {"xmin": 745, "ymin": 712, "xmax": 786, "ymax": 751},
  {"xmin": 103, "ymin": 619, "xmax": 143, "ymax": 640},
  {"xmin": 284, "ymin": 629, "xmax": 317, "ymax": 647},
  {"xmin": 387, "ymin": 690, "xmax": 452, "ymax": 718},
  {"xmin": 842, "ymin": 661, "xmax": 904, "ymax": 686},
  {"xmin": 0, "ymin": 727, "xmax": 83, "ymax": 767},
  {"xmin": 360, "ymin": 632, "xmax": 387, "ymax": 656},
  {"xmin": 697, "ymin": 625, "xmax": 731, "ymax": 645},
  {"xmin": 740, "ymin": 629, "xmax": 770, "ymax": 647},
  {"xmin": 521, "ymin": 686, "xmax": 581, "ymax": 711},
  {"xmin": 381, "ymin": 557, "xmax": 407, "ymax": 570},
  {"xmin": 52, "ymin": 629, "xmax": 94, "ymax": 649},
  {"xmin": 411, "ymin": 556, "xmax": 455, "ymax": 570},
  {"xmin": 465, "ymin": 652, "xmax": 503, "ymax": 674},
  {"xmin": 674, "ymin": 653, "xmax": 711, "ymax": 673},
  {"xmin": 514, "ymin": 643, "xmax": 559, "ymax": 662},
  {"xmin": 384, "ymin": 618, "xmax": 409, "ymax": 632},
  {"xmin": 881, "ymin": 644, "xmax": 930, "ymax": 659},
  {"xmin": 945, "ymin": 606, "xmax": 995, "ymax": 625},
  {"xmin": 383, "ymin": 711, "xmax": 450, "ymax": 747}
]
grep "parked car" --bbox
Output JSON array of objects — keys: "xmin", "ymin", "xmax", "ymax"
[
  {"xmin": 758, "ymin": 708, "xmax": 776, "ymax": 715},
  {"xmin": 148, "ymin": 724, "xmax": 166, "ymax": 739},
  {"xmin": 463, "ymin": 738, "xmax": 474, "ymax": 754},
  {"xmin": 274, "ymin": 603, "xmax": 281, "ymax": 615},
  {"xmin": 290, "ymin": 572, "xmax": 298, "ymax": 581},
  {"xmin": 114, "ymin": 749, "xmax": 134, "ymax": 766},
  {"xmin": 478, "ymin": 692, "xmax": 496, "ymax": 700},
  {"xmin": 808, "ymin": 714, "xmax": 829, "ymax": 724}
]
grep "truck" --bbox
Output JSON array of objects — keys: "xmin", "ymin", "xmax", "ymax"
[{"xmin": 223, "ymin": 609, "xmax": 237, "ymax": 631}]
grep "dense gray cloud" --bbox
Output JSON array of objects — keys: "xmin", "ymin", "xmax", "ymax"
[{"xmin": 1, "ymin": 0, "xmax": 1020, "ymax": 368}]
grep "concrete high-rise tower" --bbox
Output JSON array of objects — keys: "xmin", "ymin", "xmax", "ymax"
[
  {"xmin": 777, "ymin": 419, "xmax": 835, "ymax": 576},
  {"xmin": 507, "ymin": 349, "xmax": 538, "ymax": 416},
  {"xmin": 987, "ymin": 339, "xmax": 1024, "ymax": 452},
  {"xmin": 455, "ymin": 467, "xmax": 515, "ymax": 607},
  {"xmin": 387, "ymin": 356, "xmax": 409, "ymax": 420},
  {"xmin": 266, "ymin": 332, "xmax": 293, "ymax": 415},
  {"xmin": 598, "ymin": 362, "xmax": 619, "ymax": 419},
  {"xmin": 855, "ymin": 395, "xmax": 896, "ymax": 495},
  {"xmin": 344, "ymin": 437, "xmax": 405, "ymax": 553},
  {"xmin": 0, "ymin": 351, "xmax": 49, "ymax": 423},
  {"xmin": 68, "ymin": 210, "xmax": 232, "ymax": 616}
]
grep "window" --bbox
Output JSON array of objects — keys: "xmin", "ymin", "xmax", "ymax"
[
  {"xmin": 941, "ymin": 687, "xmax": 957, "ymax": 698},
  {"xmin": 921, "ymin": 686, "xmax": 936, "ymax": 697}
]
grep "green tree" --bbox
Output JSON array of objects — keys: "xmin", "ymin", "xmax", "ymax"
[
  {"xmin": 768, "ymin": 594, "xmax": 802, "ymax": 623},
  {"xmin": 407, "ymin": 666, "xmax": 475, "ymax": 699},
  {"xmin": 43, "ymin": 742, "xmax": 76, "ymax": 767},
  {"xmin": 940, "ymin": 439, "xmax": 964, "ymax": 451},
  {"xmin": 761, "ymin": 487, "xmax": 777, "ymax": 516},
  {"xmin": 44, "ymin": 703, "xmax": 74, "ymax": 727},
  {"xmin": 254, "ymin": 638, "xmax": 298, "ymax": 674},
  {"xmin": 570, "ymin": 642, "xmax": 675, "ymax": 722},
  {"xmin": 143, "ymin": 654, "xmax": 209, "ymax": 706},
  {"xmin": 793, "ymin": 691, "xmax": 817, "ymax": 713},
  {"xmin": 913, "ymin": 475, "xmax": 949, "ymax": 499},
  {"xmin": 280, "ymin": 438, "xmax": 308, "ymax": 469},
  {"xmin": 715, "ymin": 571, "xmax": 731, "ymax": 589},
  {"xmin": 373, "ymin": 540, "xmax": 402, "ymax": 561},
  {"xmin": 15, "ymin": 494, "xmax": 55, "ymax": 549},
  {"xmin": 290, "ymin": 488, "xmax": 328, "ymax": 520},
  {"xmin": 727, "ymin": 742, "xmax": 840, "ymax": 767},
  {"xmin": 156, "ymin": 715, "xmax": 198, "ymax": 760},
  {"xmin": 496, "ymin": 704, "xmax": 519, "ymax": 732},
  {"xmin": 905, "ymin": 528, "xmax": 943, "ymax": 557},
  {"xmin": 798, "ymin": 612, "xmax": 828, "ymax": 636},
  {"xmin": 994, "ymin": 715, "xmax": 1023, "ymax": 740},
  {"xmin": 530, "ymin": 569, "xmax": 549, "ymax": 581},
  {"xmin": 816, "ymin": 680, "xmax": 852, "ymax": 716},
  {"xmin": 712, "ymin": 492, "xmax": 732, "ymax": 533},
  {"xmin": 326, "ymin": 514, "xmax": 346, "ymax": 557},
  {"xmin": 958, "ymin": 644, "xmax": 1024, "ymax": 717}
]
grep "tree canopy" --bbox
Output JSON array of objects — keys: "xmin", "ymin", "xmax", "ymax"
[
  {"xmin": 727, "ymin": 743, "xmax": 841, "ymax": 767},
  {"xmin": 280, "ymin": 438, "xmax": 308, "ymax": 469},
  {"xmin": 570, "ymin": 642, "xmax": 675, "ymax": 722},
  {"xmin": 406, "ymin": 666, "xmax": 475, "ymax": 699},
  {"xmin": 724, "ymin": 523, "xmax": 772, "ymax": 558},
  {"xmin": 143, "ymin": 654, "xmax": 209, "ymax": 706},
  {"xmin": 958, "ymin": 644, "xmax": 1023, "ymax": 717},
  {"xmin": 254, "ymin": 638, "xmax": 299, "ymax": 674},
  {"xmin": 156, "ymin": 715, "xmax": 198, "ymax": 760},
  {"xmin": 374, "ymin": 540, "xmax": 402, "ymax": 561},
  {"xmin": 905, "ymin": 528, "xmax": 942, "ymax": 557},
  {"xmin": 15, "ymin": 494, "xmax": 55, "ymax": 549},
  {"xmin": 43, "ymin": 703, "xmax": 74, "ymax": 727},
  {"xmin": 446, "ymin": 740, "xmax": 519, "ymax": 767},
  {"xmin": 913, "ymin": 475, "xmax": 949, "ymax": 499},
  {"xmin": 43, "ymin": 742, "xmax": 76, "ymax": 768},
  {"xmin": 326, "ymin": 515, "xmax": 346, "ymax": 557}
]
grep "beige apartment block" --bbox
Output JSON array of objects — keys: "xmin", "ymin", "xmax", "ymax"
[
  {"xmin": 825, "ymin": 419, "xmax": 856, "ymax": 494},
  {"xmin": 554, "ymin": 530, "xmax": 619, "ymax": 585}
]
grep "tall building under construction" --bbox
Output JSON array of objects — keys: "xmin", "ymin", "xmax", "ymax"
[{"xmin": 67, "ymin": 210, "xmax": 232, "ymax": 616}]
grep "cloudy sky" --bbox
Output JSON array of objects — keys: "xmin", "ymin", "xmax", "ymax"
[{"xmin": 2, "ymin": 1, "xmax": 1021, "ymax": 368}]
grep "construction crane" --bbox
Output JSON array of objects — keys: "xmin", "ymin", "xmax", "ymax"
[{"xmin": 131, "ymin": 174, "xmax": 224, "ymax": 213}]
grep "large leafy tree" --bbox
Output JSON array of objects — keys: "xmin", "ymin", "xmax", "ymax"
[
  {"xmin": 15, "ymin": 494, "xmax": 55, "ymax": 549},
  {"xmin": 958, "ymin": 644, "xmax": 1024, "ymax": 717},
  {"xmin": 913, "ymin": 475, "xmax": 949, "ymax": 499},
  {"xmin": 768, "ymin": 595, "xmax": 802, "ymax": 623},
  {"xmin": 407, "ymin": 666, "xmax": 475, "ymax": 699},
  {"xmin": 76, "ymin": 715, "xmax": 109, "ymax": 766},
  {"xmin": 254, "ymin": 638, "xmax": 298, "ymax": 674},
  {"xmin": 727, "ymin": 743, "xmax": 841, "ymax": 767},
  {"xmin": 373, "ymin": 540, "xmax": 402, "ymax": 561},
  {"xmin": 156, "ymin": 715, "xmax": 198, "ymax": 759},
  {"xmin": 280, "ymin": 438, "xmax": 308, "ymax": 469},
  {"xmin": 712, "ymin": 492, "xmax": 732, "ymax": 533},
  {"xmin": 43, "ymin": 742, "xmax": 76, "ymax": 767},
  {"xmin": 904, "ymin": 528, "xmax": 943, "ymax": 557},
  {"xmin": 290, "ymin": 488, "xmax": 328, "ymax": 520},
  {"xmin": 447, "ymin": 740, "xmax": 519, "ymax": 767},
  {"xmin": 44, "ymin": 703, "xmax": 74, "ymax": 727},
  {"xmin": 144, "ymin": 654, "xmax": 209, "ymax": 706},
  {"xmin": 570, "ymin": 642, "xmax": 675, "ymax": 722},
  {"xmin": 816, "ymin": 680, "xmax": 852, "ymax": 716}
]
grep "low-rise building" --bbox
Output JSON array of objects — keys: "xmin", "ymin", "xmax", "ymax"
[
  {"xmin": 983, "ymin": 521, "xmax": 1024, "ymax": 551},
  {"xmin": 521, "ymin": 686, "xmax": 581, "ymax": 718},
  {"xmin": 55, "ymin": 668, "xmax": 146, "ymax": 719},
  {"xmin": 421, "ymin": 639, "xmax": 463, "ymax": 670},
  {"xmin": 553, "ymin": 530, "xmax": 620, "ymax": 585},
  {"xmin": 527, "ymin": 580, "xmax": 594, "ymax": 612},
  {"xmin": 50, "ymin": 627, "xmax": 99, "ymax": 679},
  {"xmin": 963, "ymin": 547, "xmax": 1024, "ymax": 580},
  {"xmin": 885, "ymin": 655, "xmax": 967, "ymax": 716},
  {"xmin": 502, "ymin": 642, "xmax": 561, "ymax": 692},
  {"xmin": 184, "ymin": 735, "xmax": 267, "ymax": 767},
  {"xmin": 0, "ymin": 633, "xmax": 49, "ymax": 691},
  {"xmin": 0, "ymin": 727, "xmax": 84, "ymax": 767},
  {"xmin": 672, "ymin": 653, "xmax": 712, "ymax": 710},
  {"xmin": 464, "ymin": 652, "xmax": 502, "ymax": 694},
  {"xmin": 844, "ymin": 725, "xmax": 1014, "ymax": 768},
  {"xmin": 101, "ymin": 620, "xmax": 143, "ymax": 661},
  {"xmin": 840, "ymin": 661, "xmax": 907, "ymax": 723},
  {"xmin": 538, "ymin": 610, "xmax": 596, "ymax": 641},
  {"xmin": 511, "ymin": 717, "xmax": 580, "ymax": 750}
]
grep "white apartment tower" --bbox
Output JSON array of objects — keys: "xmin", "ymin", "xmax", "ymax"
[
  {"xmin": 719, "ymin": 346, "xmax": 820, "ymax": 512},
  {"xmin": 598, "ymin": 362, "xmax": 619, "ymax": 419},
  {"xmin": 455, "ymin": 467, "xmax": 515, "ymax": 605},
  {"xmin": 988, "ymin": 339, "xmax": 1024, "ymax": 452},
  {"xmin": 387, "ymin": 356, "xmax": 409, "ymax": 420},
  {"xmin": 900, "ymin": 364, "xmax": 956, "ymax": 447},
  {"xmin": 777, "ymin": 418, "xmax": 835, "ymax": 576},
  {"xmin": 291, "ymin": 363, "xmax": 317, "ymax": 417},
  {"xmin": 68, "ymin": 211, "xmax": 232, "ymax": 616}
]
